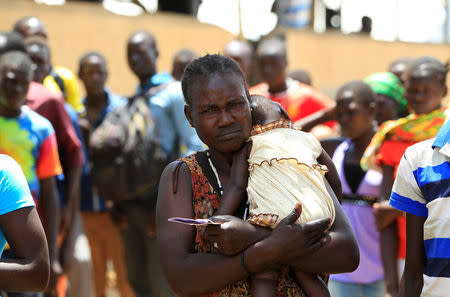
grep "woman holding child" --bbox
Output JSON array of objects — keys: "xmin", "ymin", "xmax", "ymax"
[{"xmin": 156, "ymin": 54, "xmax": 359, "ymax": 296}]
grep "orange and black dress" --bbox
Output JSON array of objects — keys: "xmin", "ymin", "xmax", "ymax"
[{"xmin": 179, "ymin": 151, "xmax": 306, "ymax": 297}]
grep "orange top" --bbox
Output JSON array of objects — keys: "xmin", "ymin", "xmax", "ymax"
[{"xmin": 250, "ymin": 79, "xmax": 335, "ymax": 126}]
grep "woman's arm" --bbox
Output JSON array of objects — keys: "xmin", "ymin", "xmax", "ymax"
[
  {"xmin": 379, "ymin": 165, "xmax": 400, "ymax": 297},
  {"xmin": 399, "ymin": 213, "xmax": 425, "ymax": 297},
  {"xmin": 157, "ymin": 161, "xmax": 251, "ymax": 297},
  {"xmin": 295, "ymin": 105, "xmax": 336, "ymax": 131},
  {"xmin": 157, "ymin": 161, "xmax": 329, "ymax": 297},
  {"xmin": 0, "ymin": 206, "xmax": 50, "ymax": 291}
]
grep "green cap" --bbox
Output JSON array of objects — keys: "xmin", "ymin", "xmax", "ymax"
[{"xmin": 365, "ymin": 72, "xmax": 407, "ymax": 113}]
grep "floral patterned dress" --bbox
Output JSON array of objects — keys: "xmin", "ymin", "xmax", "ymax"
[{"xmin": 180, "ymin": 151, "xmax": 306, "ymax": 297}]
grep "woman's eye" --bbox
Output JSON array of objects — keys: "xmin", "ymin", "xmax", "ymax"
[
  {"xmin": 229, "ymin": 101, "xmax": 244, "ymax": 108},
  {"xmin": 201, "ymin": 107, "xmax": 217, "ymax": 114}
]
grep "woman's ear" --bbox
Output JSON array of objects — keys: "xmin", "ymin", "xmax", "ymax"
[
  {"xmin": 368, "ymin": 101, "xmax": 377, "ymax": 114},
  {"xmin": 184, "ymin": 105, "xmax": 194, "ymax": 127},
  {"xmin": 441, "ymin": 85, "xmax": 448, "ymax": 98}
]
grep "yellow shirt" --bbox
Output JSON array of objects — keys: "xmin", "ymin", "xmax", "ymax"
[{"xmin": 43, "ymin": 66, "xmax": 85, "ymax": 114}]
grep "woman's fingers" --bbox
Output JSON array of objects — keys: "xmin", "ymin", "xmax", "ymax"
[
  {"xmin": 305, "ymin": 230, "xmax": 326, "ymax": 247},
  {"xmin": 277, "ymin": 203, "xmax": 302, "ymax": 226},
  {"xmin": 302, "ymin": 217, "xmax": 331, "ymax": 233},
  {"xmin": 306, "ymin": 235, "xmax": 328, "ymax": 253}
]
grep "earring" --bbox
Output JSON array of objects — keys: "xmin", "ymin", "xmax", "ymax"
[{"xmin": 250, "ymin": 107, "xmax": 254, "ymax": 112}]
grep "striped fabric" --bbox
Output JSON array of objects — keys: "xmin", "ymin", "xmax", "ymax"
[{"xmin": 389, "ymin": 120, "xmax": 450, "ymax": 297}]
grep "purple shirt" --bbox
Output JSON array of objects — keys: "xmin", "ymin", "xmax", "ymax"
[{"xmin": 330, "ymin": 140, "xmax": 384, "ymax": 284}]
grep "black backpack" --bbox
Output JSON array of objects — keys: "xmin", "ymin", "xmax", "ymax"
[{"xmin": 89, "ymin": 89, "xmax": 167, "ymax": 203}]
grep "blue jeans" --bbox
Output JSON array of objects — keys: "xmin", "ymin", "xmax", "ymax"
[{"xmin": 328, "ymin": 279, "xmax": 386, "ymax": 297}]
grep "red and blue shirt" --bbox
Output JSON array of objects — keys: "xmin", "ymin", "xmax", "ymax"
[{"xmin": 0, "ymin": 106, "xmax": 62, "ymax": 203}]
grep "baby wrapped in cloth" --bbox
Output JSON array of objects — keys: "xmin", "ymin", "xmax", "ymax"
[{"xmin": 247, "ymin": 98, "xmax": 336, "ymax": 228}]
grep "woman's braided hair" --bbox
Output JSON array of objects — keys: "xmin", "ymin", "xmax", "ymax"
[
  {"xmin": 181, "ymin": 54, "xmax": 247, "ymax": 105},
  {"xmin": 408, "ymin": 56, "xmax": 449, "ymax": 87}
]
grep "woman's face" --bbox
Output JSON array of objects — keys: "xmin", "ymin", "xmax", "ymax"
[
  {"xmin": 187, "ymin": 73, "xmax": 252, "ymax": 153},
  {"xmin": 336, "ymin": 89, "xmax": 375, "ymax": 140},
  {"xmin": 375, "ymin": 94, "xmax": 399, "ymax": 124},
  {"xmin": 405, "ymin": 71, "xmax": 445, "ymax": 114}
]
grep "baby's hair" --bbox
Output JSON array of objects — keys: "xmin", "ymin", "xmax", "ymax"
[
  {"xmin": 250, "ymin": 94, "xmax": 289, "ymax": 125},
  {"xmin": 337, "ymin": 80, "xmax": 376, "ymax": 107},
  {"xmin": 407, "ymin": 56, "xmax": 448, "ymax": 87},
  {"xmin": 181, "ymin": 54, "xmax": 247, "ymax": 105},
  {"xmin": 79, "ymin": 51, "xmax": 107, "ymax": 72}
]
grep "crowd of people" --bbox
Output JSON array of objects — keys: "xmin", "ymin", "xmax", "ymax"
[{"xmin": 0, "ymin": 13, "xmax": 448, "ymax": 297}]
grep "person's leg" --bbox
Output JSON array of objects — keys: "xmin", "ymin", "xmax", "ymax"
[
  {"xmin": 82, "ymin": 212, "xmax": 108, "ymax": 297},
  {"xmin": 66, "ymin": 214, "xmax": 96, "ymax": 297},
  {"xmin": 294, "ymin": 270, "xmax": 330, "ymax": 297},
  {"xmin": 251, "ymin": 269, "xmax": 279, "ymax": 297},
  {"xmin": 120, "ymin": 204, "xmax": 152, "ymax": 297},
  {"xmin": 328, "ymin": 279, "xmax": 362, "ymax": 297},
  {"xmin": 103, "ymin": 213, "xmax": 136, "ymax": 297}
]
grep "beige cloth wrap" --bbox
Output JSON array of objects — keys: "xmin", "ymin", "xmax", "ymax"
[{"xmin": 247, "ymin": 128, "xmax": 335, "ymax": 227}]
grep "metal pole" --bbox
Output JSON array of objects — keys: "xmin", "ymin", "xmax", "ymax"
[{"xmin": 238, "ymin": 0, "xmax": 244, "ymax": 39}]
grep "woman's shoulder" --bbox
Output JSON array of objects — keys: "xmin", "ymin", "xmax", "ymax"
[{"xmin": 161, "ymin": 151, "xmax": 208, "ymax": 192}]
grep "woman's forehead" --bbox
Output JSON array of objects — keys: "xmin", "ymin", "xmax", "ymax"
[{"xmin": 191, "ymin": 73, "xmax": 246, "ymax": 103}]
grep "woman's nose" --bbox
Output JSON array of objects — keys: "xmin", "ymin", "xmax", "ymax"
[{"xmin": 218, "ymin": 110, "xmax": 234, "ymax": 127}]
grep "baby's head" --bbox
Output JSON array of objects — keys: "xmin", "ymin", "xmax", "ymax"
[{"xmin": 250, "ymin": 94, "xmax": 290, "ymax": 126}]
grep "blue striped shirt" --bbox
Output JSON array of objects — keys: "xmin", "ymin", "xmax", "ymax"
[{"xmin": 390, "ymin": 119, "xmax": 450, "ymax": 297}]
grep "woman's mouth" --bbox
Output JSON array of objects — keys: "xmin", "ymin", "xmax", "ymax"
[{"xmin": 216, "ymin": 130, "xmax": 241, "ymax": 140}]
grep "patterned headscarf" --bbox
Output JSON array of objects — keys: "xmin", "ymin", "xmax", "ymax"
[{"xmin": 365, "ymin": 72, "xmax": 407, "ymax": 113}]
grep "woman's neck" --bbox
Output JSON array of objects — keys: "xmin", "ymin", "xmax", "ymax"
[
  {"xmin": 208, "ymin": 149, "xmax": 233, "ymax": 176},
  {"xmin": 352, "ymin": 126, "xmax": 376, "ymax": 152},
  {"xmin": 85, "ymin": 91, "xmax": 108, "ymax": 107}
]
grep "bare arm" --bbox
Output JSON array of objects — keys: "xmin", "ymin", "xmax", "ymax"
[
  {"xmin": 399, "ymin": 214, "xmax": 425, "ymax": 297},
  {"xmin": 59, "ymin": 166, "xmax": 82, "ymax": 271},
  {"xmin": 157, "ymin": 162, "xmax": 250, "ymax": 297},
  {"xmin": 317, "ymin": 150, "xmax": 343, "ymax": 203},
  {"xmin": 39, "ymin": 177, "xmax": 62, "ymax": 296},
  {"xmin": 399, "ymin": 213, "xmax": 425, "ymax": 297},
  {"xmin": 157, "ymin": 162, "xmax": 329, "ymax": 297},
  {"xmin": 379, "ymin": 165, "xmax": 400, "ymax": 297},
  {"xmin": 295, "ymin": 105, "xmax": 336, "ymax": 131},
  {"xmin": 215, "ymin": 142, "xmax": 251, "ymax": 216},
  {"xmin": 0, "ymin": 207, "xmax": 50, "ymax": 291},
  {"xmin": 61, "ymin": 166, "xmax": 81, "ymax": 232}
]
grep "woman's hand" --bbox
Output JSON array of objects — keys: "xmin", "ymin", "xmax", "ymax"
[
  {"xmin": 204, "ymin": 215, "xmax": 270, "ymax": 256},
  {"xmin": 373, "ymin": 201, "xmax": 403, "ymax": 231},
  {"xmin": 263, "ymin": 204, "xmax": 331, "ymax": 266}
]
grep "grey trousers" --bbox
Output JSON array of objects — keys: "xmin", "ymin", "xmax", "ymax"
[{"xmin": 120, "ymin": 204, "xmax": 174, "ymax": 297}]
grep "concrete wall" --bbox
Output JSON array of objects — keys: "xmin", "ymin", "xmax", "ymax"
[
  {"xmin": 0, "ymin": 0, "xmax": 233, "ymax": 95},
  {"xmin": 1, "ymin": 0, "xmax": 449, "ymax": 101}
]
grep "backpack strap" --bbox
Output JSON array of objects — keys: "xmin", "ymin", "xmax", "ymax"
[{"xmin": 50, "ymin": 68, "xmax": 66, "ymax": 98}]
